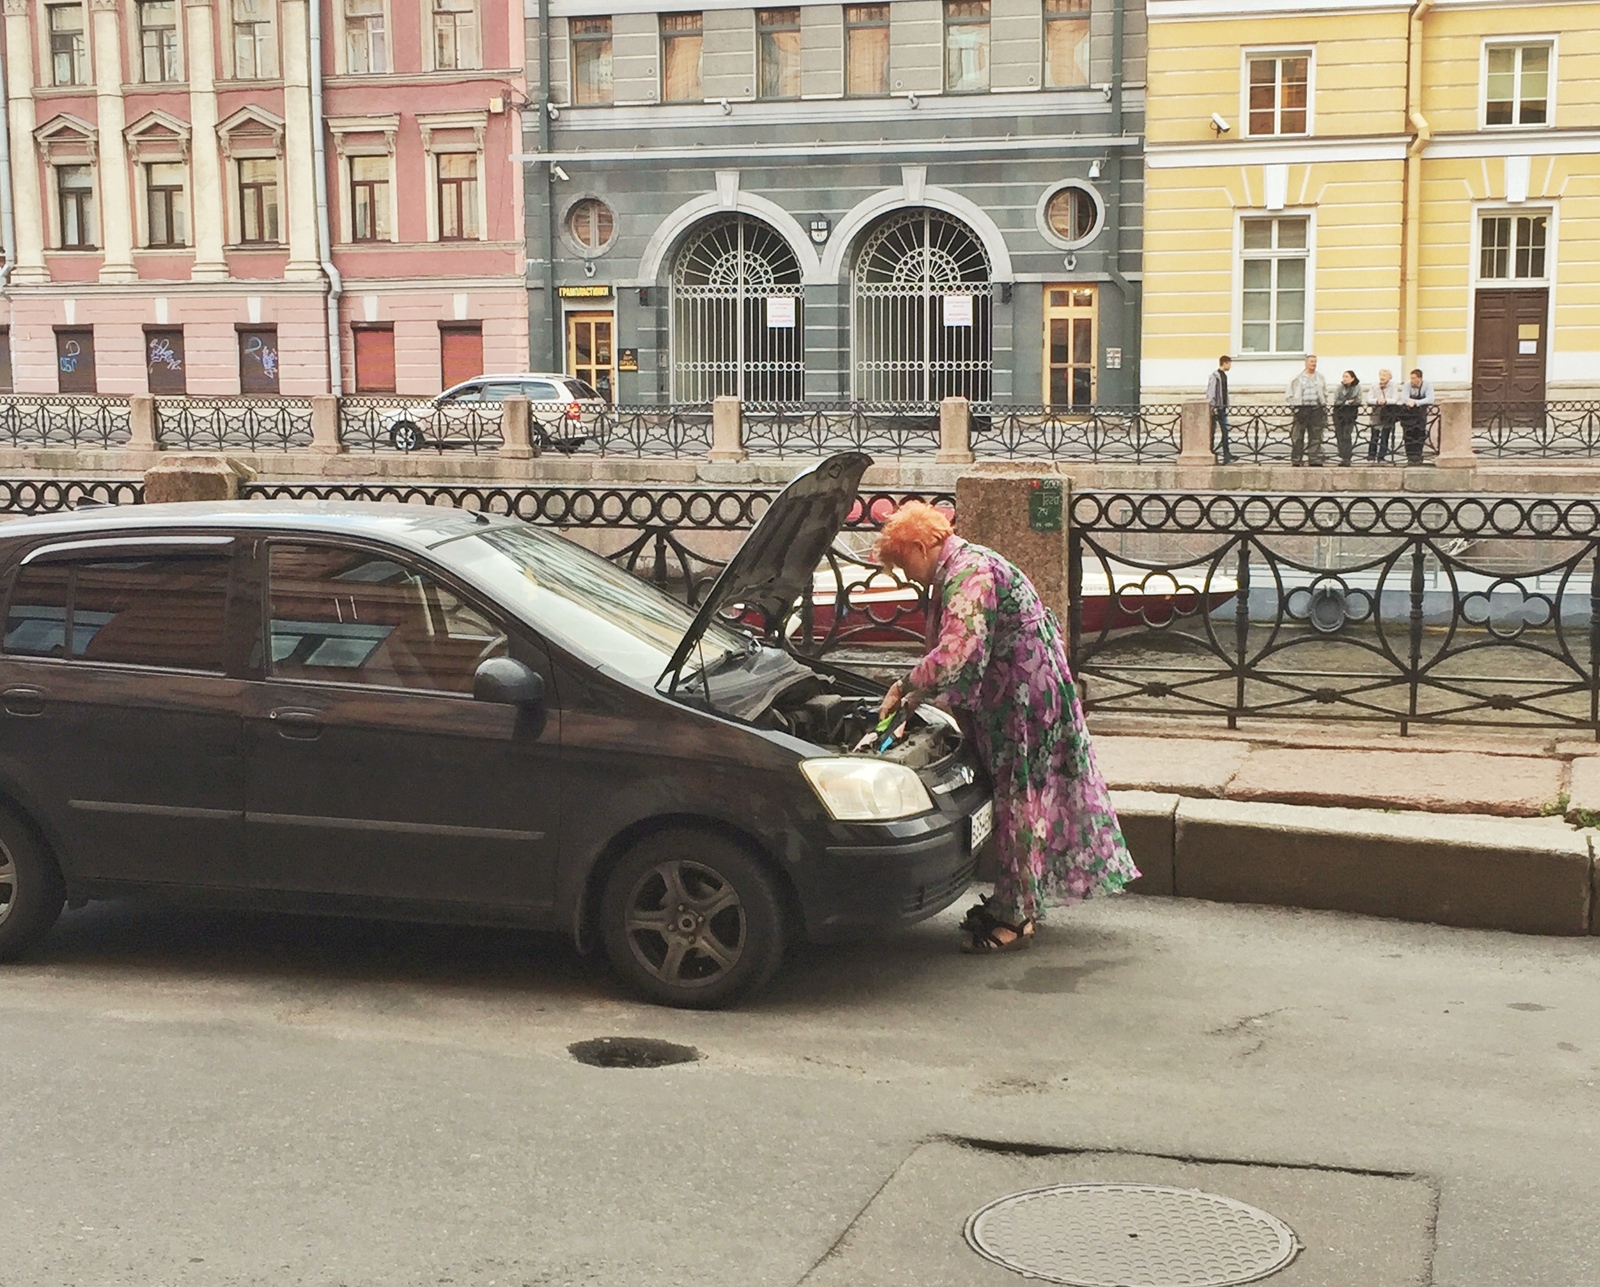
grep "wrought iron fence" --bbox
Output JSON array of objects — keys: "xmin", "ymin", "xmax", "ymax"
[
  {"xmin": 742, "ymin": 403, "xmax": 942, "ymax": 457},
  {"xmin": 1070, "ymin": 490, "xmax": 1600, "ymax": 734},
  {"xmin": 971, "ymin": 404, "xmax": 1183, "ymax": 461},
  {"xmin": 1473, "ymin": 401, "xmax": 1600, "ymax": 457},
  {"xmin": 1214, "ymin": 403, "xmax": 1442, "ymax": 464},
  {"xmin": 0, "ymin": 396, "xmax": 132, "ymax": 449},
  {"xmin": 579, "ymin": 404, "xmax": 713, "ymax": 457},
  {"xmin": 0, "ymin": 477, "xmax": 143, "ymax": 511},
  {"xmin": 338, "ymin": 397, "xmax": 503, "ymax": 453},
  {"xmin": 155, "ymin": 398, "xmax": 314, "ymax": 450}
]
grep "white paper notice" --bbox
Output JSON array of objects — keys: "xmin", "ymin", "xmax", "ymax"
[
  {"xmin": 767, "ymin": 296, "xmax": 796, "ymax": 329},
  {"xmin": 1518, "ymin": 339, "xmax": 1537, "ymax": 354},
  {"xmin": 943, "ymin": 294, "xmax": 974, "ymax": 327}
]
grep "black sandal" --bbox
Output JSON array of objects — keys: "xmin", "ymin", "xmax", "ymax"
[
  {"xmin": 959, "ymin": 898, "xmax": 997, "ymax": 934},
  {"xmin": 961, "ymin": 917, "xmax": 1035, "ymax": 954}
]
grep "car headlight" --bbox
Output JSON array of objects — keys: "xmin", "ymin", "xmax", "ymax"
[{"xmin": 800, "ymin": 757, "xmax": 934, "ymax": 821}]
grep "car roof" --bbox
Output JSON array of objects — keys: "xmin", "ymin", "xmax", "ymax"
[
  {"xmin": 455, "ymin": 373, "xmax": 575, "ymax": 384},
  {"xmin": 0, "ymin": 500, "xmax": 520, "ymax": 554}
]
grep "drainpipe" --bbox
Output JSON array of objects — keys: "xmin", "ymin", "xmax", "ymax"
[
  {"xmin": 1401, "ymin": 0, "xmax": 1434, "ymax": 366},
  {"xmin": 1102, "ymin": 0, "xmax": 1138, "ymax": 394},
  {"xmin": 538, "ymin": 0, "xmax": 559, "ymax": 370},
  {"xmin": 0, "ymin": 39, "xmax": 14, "ymax": 295},
  {"xmin": 309, "ymin": 0, "xmax": 343, "ymax": 394}
]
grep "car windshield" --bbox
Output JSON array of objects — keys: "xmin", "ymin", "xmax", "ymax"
[{"xmin": 436, "ymin": 524, "xmax": 750, "ymax": 684}]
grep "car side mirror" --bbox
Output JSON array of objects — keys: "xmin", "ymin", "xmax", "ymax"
[{"xmin": 474, "ymin": 657, "xmax": 545, "ymax": 708}]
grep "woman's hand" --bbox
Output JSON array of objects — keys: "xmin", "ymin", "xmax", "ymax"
[{"xmin": 878, "ymin": 681, "xmax": 903, "ymax": 721}]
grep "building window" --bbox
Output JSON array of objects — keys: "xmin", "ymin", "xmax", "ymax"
[
  {"xmin": 440, "ymin": 322, "xmax": 483, "ymax": 387},
  {"xmin": 56, "ymin": 165, "xmax": 95, "ymax": 249},
  {"xmin": 56, "ymin": 328, "xmax": 97, "ymax": 393},
  {"xmin": 231, "ymin": 0, "xmax": 275, "ymax": 78},
  {"xmin": 1485, "ymin": 44, "xmax": 1550, "ymax": 126},
  {"xmin": 844, "ymin": 4, "xmax": 889, "ymax": 97},
  {"xmin": 139, "ymin": 0, "xmax": 180, "ymax": 82},
  {"xmin": 1044, "ymin": 0, "xmax": 1089, "ymax": 88},
  {"xmin": 1042, "ymin": 183, "xmax": 1100, "ymax": 247},
  {"xmin": 239, "ymin": 326, "xmax": 280, "ymax": 393},
  {"xmin": 145, "ymin": 163, "xmax": 188, "ymax": 247},
  {"xmin": 237, "ymin": 158, "xmax": 280, "ymax": 242},
  {"xmin": 145, "ymin": 327, "xmax": 187, "ymax": 394},
  {"xmin": 353, "ymin": 325, "xmax": 397, "ymax": 393},
  {"xmin": 661, "ymin": 12, "xmax": 702, "ymax": 102},
  {"xmin": 436, "ymin": 154, "xmax": 478, "ymax": 240},
  {"xmin": 0, "ymin": 328, "xmax": 12, "ymax": 394},
  {"xmin": 1247, "ymin": 52, "xmax": 1309, "ymax": 136},
  {"xmin": 758, "ymin": 8, "xmax": 801, "ymax": 100},
  {"xmin": 48, "ymin": 3, "xmax": 87, "ymax": 86},
  {"xmin": 1239, "ymin": 215, "xmax": 1308, "ymax": 354},
  {"xmin": 344, "ymin": 0, "xmax": 387, "ymax": 73},
  {"xmin": 571, "ymin": 16, "xmax": 613, "ymax": 104},
  {"xmin": 433, "ymin": 0, "xmax": 478, "ymax": 70},
  {"xmin": 350, "ymin": 156, "xmax": 391, "ymax": 241},
  {"xmin": 566, "ymin": 197, "xmax": 614, "ymax": 253},
  {"xmin": 1480, "ymin": 213, "xmax": 1548, "ymax": 280},
  {"xmin": 944, "ymin": 0, "xmax": 990, "ymax": 93}
]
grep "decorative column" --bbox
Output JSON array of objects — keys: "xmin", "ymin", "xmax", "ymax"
[
  {"xmin": 278, "ymin": 0, "xmax": 324, "ymax": 280},
  {"xmin": 184, "ymin": 0, "xmax": 227, "ymax": 279},
  {"xmin": 91, "ymin": 0, "xmax": 137, "ymax": 282},
  {"xmin": 3, "ymin": 0, "xmax": 48, "ymax": 283}
]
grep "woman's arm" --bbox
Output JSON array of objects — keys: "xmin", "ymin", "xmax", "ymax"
[{"xmin": 905, "ymin": 563, "xmax": 999, "ymax": 710}]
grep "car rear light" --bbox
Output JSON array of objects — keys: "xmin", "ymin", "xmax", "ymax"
[{"xmin": 566, "ymin": 401, "xmax": 582, "ymax": 421}]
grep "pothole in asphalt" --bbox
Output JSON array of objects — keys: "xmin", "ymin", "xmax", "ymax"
[{"xmin": 568, "ymin": 1037, "xmax": 702, "ymax": 1069}]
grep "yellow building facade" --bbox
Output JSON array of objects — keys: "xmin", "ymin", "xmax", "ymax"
[{"xmin": 1141, "ymin": 0, "xmax": 1599, "ymax": 404}]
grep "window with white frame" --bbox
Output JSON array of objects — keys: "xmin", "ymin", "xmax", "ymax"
[
  {"xmin": 1484, "ymin": 43, "xmax": 1551, "ymax": 127},
  {"xmin": 48, "ymin": 3, "xmax": 87, "ymax": 86},
  {"xmin": 139, "ymin": 0, "xmax": 181, "ymax": 82},
  {"xmin": 344, "ymin": 0, "xmax": 387, "ymax": 73},
  {"xmin": 436, "ymin": 153, "xmax": 479, "ymax": 240},
  {"xmin": 432, "ymin": 0, "xmax": 478, "ymax": 70},
  {"xmin": 231, "ymin": 0, "xmax": 276, "ymax": 78},
  {"xmin": 144, "ymin": 162, "xmax": 188, "ymax": 247},
  {"xmin": 350, "ymin": 155, "xmax": 391, "ymax": 240},
  {"xmin": 1480, "ymin": 212, "xmax": 1548, "ymax": 280},
  {"xmin": 1239, "ymin": 215, "xmax": 1308, "ymax": 354},
  {"xmin": 238, "ymin": 158, "xmax": 280, "ymax": 242},
  {"xmin": 56, "ymin": 164, "xmax": 97, "ymax": 249},
  {"xmin": 1246, "ymin": 51, "xmax": 1309, "ymax": 136}
]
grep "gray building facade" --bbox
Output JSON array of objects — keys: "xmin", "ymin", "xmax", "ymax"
[{"xmin": 522, "ymin": 0, "xmax": 1146, "ymax": 407}]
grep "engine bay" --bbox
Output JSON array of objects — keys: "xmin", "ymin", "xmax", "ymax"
[{"xmin": 762, "ymin": 675, "xmax": 958, "ymax": 769}]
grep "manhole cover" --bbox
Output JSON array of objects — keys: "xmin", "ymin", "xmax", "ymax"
[
  {"xmin": 567, "ymin": 1037, "xmax": 701, "ymax": 1069},
  {"xmin": 964, "ymin": 1183, "xmax": 1301, "ymax": 1287}
]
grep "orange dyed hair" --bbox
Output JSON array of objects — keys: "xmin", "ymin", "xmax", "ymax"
[{"xmin": 875, "ymin": 501, "xmax": 954, "ymax": 568}]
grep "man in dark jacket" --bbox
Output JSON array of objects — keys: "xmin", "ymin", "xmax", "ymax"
[{"xmin": 1206, "ymin": 356, "xmax": 1235, "ymax": 463}]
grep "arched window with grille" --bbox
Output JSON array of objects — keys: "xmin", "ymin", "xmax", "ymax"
[
  {"xmin": 851, "ymin": 208, "xmax": 992, "ymax": 404},
  {"xmin": 671, "ymin": 214, "xmax": 804, "ymax": 403}
]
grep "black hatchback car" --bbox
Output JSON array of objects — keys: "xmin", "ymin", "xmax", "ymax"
[{"xmin": 0, "ymin": 454, "xmax": 990, "ymax": 1006}]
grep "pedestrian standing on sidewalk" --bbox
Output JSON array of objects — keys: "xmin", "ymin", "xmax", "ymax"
[
  {"xmin": 1207, "ymin": 356, "xmax": 1235, "ymax": 463},
  {"xmin": 1400, "ymin": 368, "xmax": 1434, "ymax": 466},
  {"xmin": 1367, "ymin": 368, "xmax": 1402, "ymax": 462},
  {"xmin": 1286, "ymin": 354, "xmax": 1329, "ymax": 466},
  {"xmin": 1332, "ymin": 370, "xmax": 1362, "ymax": 467},
  {"xmin": 875, "ymin": 502, "xmax": 1138, "ymax": 954}
]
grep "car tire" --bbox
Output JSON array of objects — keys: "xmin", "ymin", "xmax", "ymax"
[
  {"xmin": 0, "ymin": 805, "xmax": 64, "ymax": 961},
  {"xmin": 389, "ymin": 420, "xmax": 423, "ymax": 452},
  {"xmin": 600, "ymin": 828, "xmax": 787, "ymax": 1009}
]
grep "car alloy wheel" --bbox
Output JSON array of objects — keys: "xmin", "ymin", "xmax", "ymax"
[
  {"xmin": 0, "ymin": 804, "xmax": 64, "ymax": 959},
  {"xmin": 624, "ymin": 858, "xmax": 745, "ymax": 989},
  {"xmin": 0, "ymin": 840, "xmax": 15, "ymax": 929},
  {"xmin": 390, "ymin": 421, "xmax": 423, "ymax": 452}
]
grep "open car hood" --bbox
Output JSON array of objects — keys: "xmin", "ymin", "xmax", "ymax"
[{"xmin": 660, "ymin": 451, "xmax": 873, "ymax": 692}]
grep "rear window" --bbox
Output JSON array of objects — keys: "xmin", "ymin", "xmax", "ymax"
[
  {"xmin": 3, "ymin": 554, "xmax": 232, "ymax": 672},
  {"xmin": 522, "ymin": 381, "xmax": 563, "ymax": 402},
  {"xmin": 564, "ymin": 379, "xmax": 600, "ymax": 400}
]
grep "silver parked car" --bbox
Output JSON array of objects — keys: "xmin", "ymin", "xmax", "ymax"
[{"xmin": 385, "ymin": 373, "xmax": 603, "ymax": 452}]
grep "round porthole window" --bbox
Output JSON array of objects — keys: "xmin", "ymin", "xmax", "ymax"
[
  {"xmin": 1038, "ymin": 182, "xmax": 1104, "ymax": 250},
  {"xmin": 565, "ymin": 197, "xmax": 616, "ymax": 255}
]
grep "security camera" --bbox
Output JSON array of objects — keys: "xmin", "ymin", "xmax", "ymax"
[
  {"xmin": 546, "ymin": 102, "xmax": 560, "ymax": 120},
  {"xmin": 551, "ymin": 163, "xmax": 570, "ymax": 182},
  {"xmin": 1211, "ymin": 112, "xmax": 1231, "ymax": 135}
]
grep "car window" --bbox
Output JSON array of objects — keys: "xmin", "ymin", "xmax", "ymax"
[
  {"xmin": 523, "ymin": 381, "xmax": 562, "ymax": 402},
  {"xmin": 267, "ymin": 544, "xmax": 507, "ymax": 694},
  {"xmin": 478, "ymin": 383, "xmax": 521, "ymax": 401},
  {"xmin": 441, "ymin": 385, "xmax": 482, "ymax": 404},
  {"xmin": 3, "ymin": 554, "xmax": 231, "ymax": 672},
  {"xmin": 565, "ymin": 378, "xmax": 601, "ymax": 400}
]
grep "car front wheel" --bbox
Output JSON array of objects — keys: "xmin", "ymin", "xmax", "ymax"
[
  {"xmin": 601, "ymin": 829, "xmax": 787, "ymax": 1009},
  {"xmin": 389, "ymin": 420, "xmax": 424, "ymax": 451},
  {"xmin": 0, "ymin": 806, "xmax": 64, "ymax": 960}
]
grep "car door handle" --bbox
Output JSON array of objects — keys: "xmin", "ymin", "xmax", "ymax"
[
  {"xmin": 1, "ymin": 686, "xmax": 45, "ymax": 717},
  {"xmin": 268, "ymin": 708, "xmax": 324, "ymax": 740}
]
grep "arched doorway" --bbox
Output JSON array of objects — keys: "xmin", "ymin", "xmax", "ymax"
[
  {"xmin": 671, "ymin": 213, "xmax": 804, "ymax": 403},
  {"xmin": 851, "ymin": 208, "xmax": 992, "ymax": 404}
]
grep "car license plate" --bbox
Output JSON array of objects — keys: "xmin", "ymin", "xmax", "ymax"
[{"xmin": 970, "ymin": 799, "xmax": 994, "ymax": 852}]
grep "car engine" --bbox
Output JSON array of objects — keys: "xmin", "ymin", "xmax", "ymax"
[{"xmin": 763, "ymin": 677, "xmax": 957, "ymax": 769}]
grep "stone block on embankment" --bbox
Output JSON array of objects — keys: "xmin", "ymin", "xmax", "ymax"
[
  {"xmin": 1172, "ymin": 798, "xmax": 1593, "ymax": 937},
  {"xmin": 143, "ymin": 454, "xmax": 253, "ymax": 503}
]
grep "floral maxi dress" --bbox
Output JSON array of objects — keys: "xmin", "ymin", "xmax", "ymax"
[{"xmin": 906, "ymin": 537, "xmax": 1137, "ymax": 923}]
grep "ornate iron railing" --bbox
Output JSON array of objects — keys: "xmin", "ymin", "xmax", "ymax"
[
  {"xmin": 742, "ymin": 403, "xmax": 942, "ymax": 457},
  {"xmin": 581, "ymin": 404, "xmax": 713, "ymax": 457},
  {"xmin": 0, "ymin": 477, "xmax": 143, "ymax": 511},
  {"xmin": 155, "ymin": 398, "xmax": 314, "ymax": 450},
  {"xmin": 971, "ymin": 404, "xmax": 1182, "ymax": 461},
  {"xmin": 1473, "ymin": 401, "xmax": 1600, "ymax": 457},
  {"xmin": 0, "ymin": 396, "xmax": 132, "ymax": 449},
  {"xmin": 1213, "ymin": 402, "xmax": 1443, "ymax": 463}
]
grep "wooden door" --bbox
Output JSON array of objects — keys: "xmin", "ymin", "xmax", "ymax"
[
  {"xmin": 56, "ymin": 328, "xmax": 96, "ymax": 393},
  {"xmin": 238, "ymin": 327, "xmax": 280, "ymax": 394},
  {"xmin": 353, "ymin": 326, "xmax": 396, "ymax": 393},
  {"xmin": 566, "ymin": 312, "xmax": 615, "ymax": 401},
  {"xmin": 1044, "ymin": 285, "xmax": 1096, "ymax": 409},
  {"xmin": 439, "ymin": 324, "xmax": 483, "ymax": 389},
  {"xmin": 145, "ymin": 328, "xmax": 186, "ymax": 394},
  {"xmin": 1472, "ymin": 288, "xmax": 1548, "ymax": 420}
]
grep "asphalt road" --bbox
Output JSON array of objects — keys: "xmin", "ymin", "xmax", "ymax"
[{"xmin": 2, "ymin": 893, "xmax": 1596, "ymax": 1287}]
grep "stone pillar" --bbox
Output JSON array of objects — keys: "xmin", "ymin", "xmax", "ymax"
[
  {"xmin": 937, "ymin": 395, "xmax": 974, "ymax": 465},
  {"xmin": 128, "ymin": 394, "xmax": 157, "ymax": 450},
  {"xmin": 309, "ymin": 394, "xmax": 342, "ymax": 453},
  {"xmin": 953, "ymin": 467, "xmax": 1070, "ymax": 620},
  {"xmin": 1435, "ymin": 399, "xmax": 1477, "ymax": 469},
  {"xmin": 4, "ymin": 0, "xmax": 48, "ymax": 284},
  {"xmin": 91, "ymin": 0, "xmax": 137, "ymax": 283},
  {"xmin": 184, "ymin": 0, "xmax": 228, "ymax": 280},
  {"xmin": 1179, "ymin": 399, "xmax": 1216, "ymax": 465},
  {"xmin": 499, "ymin": 396, "xmax": 535, "ymax": 459},
  {"xmin": 278, "ymin": 0, "xmax": 324, "ymax": 280},
  {"xmin": 143, "ymin": 454, "xmax": 250, "ymax": 502},
  {"xmin": 708, "ymin": 395, "xmax": 746, "ymax": 461}
]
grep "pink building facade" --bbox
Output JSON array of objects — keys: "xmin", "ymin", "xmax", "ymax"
[{"xmin": 0, "ymin": 0, "xmax": 526, "ymax": 396}]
